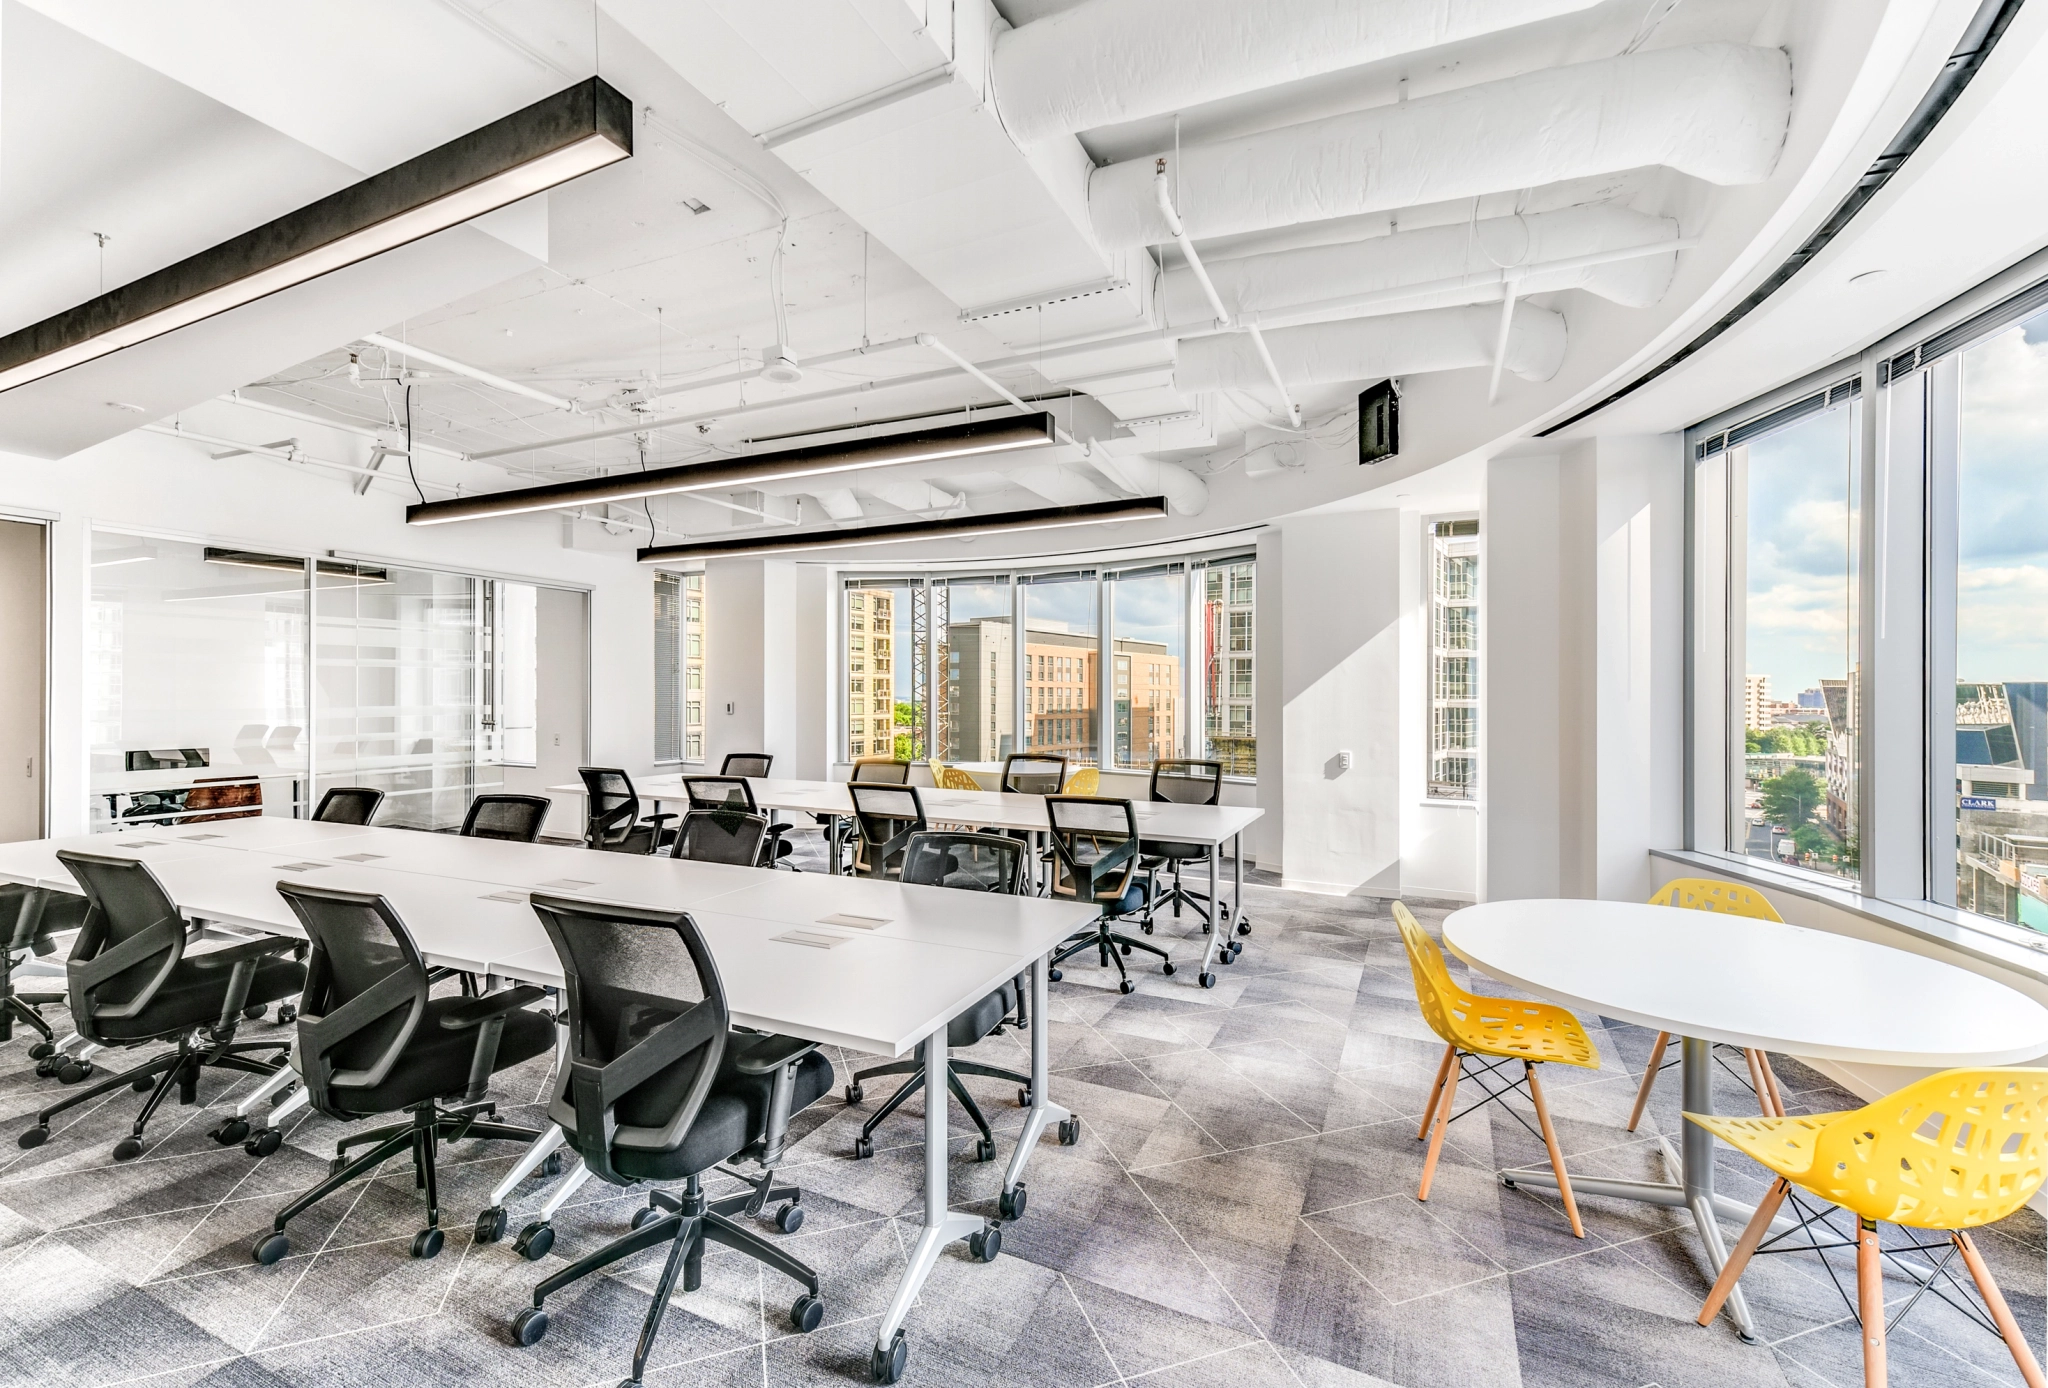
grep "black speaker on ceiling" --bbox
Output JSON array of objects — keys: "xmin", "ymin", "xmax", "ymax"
[{"xmin": 1358, "ymin": 380, "xmax": 1399, "ymax": 464}]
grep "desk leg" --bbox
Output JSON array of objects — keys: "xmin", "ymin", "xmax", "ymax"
[
  {"xmin": 1197, "ymin": 851, "xmax": 1223, "ymax": 979},
  {"xmin": 1232, "ymin": 832, "xmax": 1248, "ymax": 936},
  {"xmin": 875, "ymin": 1028, "xmax": 991, "ymax": 1372},
  {"xmin": 1002, "ymin": 955, "xmax": 1072, "ymax": 1211},
  {"xmin": 828, "ymin": 817, "xmax": 843, "ymax": 876}
]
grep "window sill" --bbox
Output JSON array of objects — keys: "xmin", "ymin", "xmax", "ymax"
[
  {"xmin": 1419, "ymin": 798, "xmax": 1479, "ymax": 810},
  {"xmin": 1651, "ymin": 847, "xmax": 2048, "ymax": 985}
]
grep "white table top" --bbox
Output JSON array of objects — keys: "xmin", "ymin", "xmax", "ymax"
[
  {"xmin": 0, "ymin": 821, "xmax": 1095, "ymax": 1058},
  {"xmin": 1444, "ymin": 898, "xmax": 2048, "ymax": 1068}
]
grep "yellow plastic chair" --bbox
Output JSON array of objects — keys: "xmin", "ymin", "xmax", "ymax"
[
  {"xmin": 1628, "ymin": 878, "xmax": 1787, "ymax": 1131},
  {"xmin": 1691, "ymin": 1069, "xmax": 2048, "ymax": 1387},
  {"xmin": 1394, "ymin": 901, "xmax": 1599, "ymax": 1237},
  {"xmin": 1063, "ymin": 767, "xmax": 1099, "ymax": 796},
  {"xmin": 936, "ymin": 766, "xmax": 982, "ymax": 791}
]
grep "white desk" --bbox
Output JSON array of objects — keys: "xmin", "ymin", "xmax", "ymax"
[
  {"xmin": 1443, "ymin": 898, "xmax": 2048, "ymax": 1340},
  {"xmin": 4, "ymin": 819, "xmax": 1094, "ymax": 1369}
]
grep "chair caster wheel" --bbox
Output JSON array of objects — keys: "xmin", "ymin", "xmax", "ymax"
[
  {"xmin": 112, "ymin": 1136, "xmax": 144, "ymax": 1161},
  {"xmin": 411, "ymin": 1227, "xmax": 443, "ymax": 1259},
  {"xmin": 1199, "ymin": 972, "xmax": 1216, "ymax": 989},
  {"xmin": 844, "ymin": 1083, "xmax": 864, "ymax": 1105},
  {"xmin": 1500, "ymin": 1177, "xmax": 1519, "ymax": 1190},
  {"xmin": 1118, "ymin": 979, "xmax": 1135, "ymax": 995},
  {"xmin": 1120, "ymin": 943, "xmax": 1131, "ymax": 956},
  {"xmin": 872, "ymin": 1328, "xmax": 907, "ymax": 1383},
  {"xmin": 1058, "ymin": 1117, "xmax": 1080, "ymax": 1145},
  {"xmin": 131, "ymin": 1075, "xmax": 156, "ymax": 1093},
  {"xmin": 475, "ymin": 1207, "xmax": 506, "ymax": 1243},
  {"xmin": 513, "ymin": 1221, "xmax": 554, "ymax": 1260},
  {"xmin": 57, "ymin": 1060, "xmax": 90, "ymax": 1084},
  {"xmin": 1236, "ymin": 920, "xmax": 1251, "ymax": 936},
  {"xmin": 999, "ymin": 1184, "xmax": 1027, "ymax": 1220},
  {"xmin": 211, "ymin": 1119, "xmax": 250, "ymax": 1146},
  {"xmin": 533, "ymin": 1151, "xmax": 564, "ymax": 1179},
  {"xmin": 1017, "ymin": 1087, "xmax": 1032, "ymax": 1108},
  {"xmin": 853, "ymin": 1136, "xmax": 874, "ymax": 1160},
  {"xmin": 26, "ymin": 1041, "xmax": 52, "ymax": 1060},
  {"xmin": 243, "ymin": 1004, "xmax": 267, "ymax": 1021},
  {"xmin": 510, "ymin": 1306, "xmax": 549, "ymax": 1346},
  {"xmin": 790, "ymin": 1292, "xmax": 825, "ymax": 1332},
  {"xmin": 1047, "ymin": 968, "xmax": 1062, "ymax": 983},
  {"xmin": 251, "ymin": 1231, "xmax": 289, "ymax": 1265},
  {"xmin": 775, "ymin": 1201, "xmax": 804, "ymax": 1234},
  {"xmin": 244, "ymin": 1128, "xmax": 281, "ymax": 1157},
  {"xmin": 17, "ymin": 1126, "xmax": 47, "ymax": 1149},
  {"xmin": 329, "ymin": 1154, "xmax": 351, "ymax": 1177},
  {"xmin": 1161, "ymin": 961, "xmax": 1175, "ymax": 976},
  {"xmin": 276, "ymin": 1004, "xmax": 298, "ymax": 1024},
  {"xmin": 975, "ymin": 1137, "xmax": 996, "ymax": 1162},
  {"xmin": 968, "ymin": 1223, "xmax": 1001, "ymax": 1263},
  {"xmin": 1141, "ymin": 923, "xmax": 1154, "ymax": 935},
  {"xmin": 630, "ymin": 1205, "xmax": 662, "ymax": 1231}
]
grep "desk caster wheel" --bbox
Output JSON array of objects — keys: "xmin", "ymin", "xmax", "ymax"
[
  {"xmin": 1199, "ymin": 972, "xmax": 1216, "ymax": 989},
  {"xmin": 999, "ymin": 1184, "xmax": 1027, "ymax": 1220},
  {"xmin": 1161, "ymin": 961, "xmax": 1175, "ymax": 976},
  {"xmin": 844, "ymin": 1083, "xmax": 864, "ymax": 1105},
  {"xmin": 411, "ymin": 1227, "xmax": 443, "ymax": 1259},
  {"xmin": 1047, "ymin": 968, "xmax": 1062, "ymax": 983},
  {"xmin": 790, "ymin": 1292, "xmax": 824, "ymax": 1332},
  {"xmin": 475, "ymin": 1207, "xmax": 506, "ymax": 1244},
  {"xmin": 513, "ymin": 1221, "xmax": 554, "ymax": 1260},
  {"xmin": 17, "ymin": 1126, "xmax": 46, "ymax": 1149},
  {"xmin": 26, "ymin": 1041, "xmax": 52, "ymax": 1061},
  {"xmin": 210, "ymin": 1118, "xmax": 250, "ymax": 1146},
  {"xmin": 112, "ymin": 1136, "xmax": 143, "ymax": 1162},
  {"xmin": 1059, "ymin": 1116, "xmax": 1081, "ymax": 1145},
  {"xmin": 1500, "ymin": 1176, "xmax": 1519, "ymax": 1191},
  {"xmin": 510, "ymin": 1306, "xmax": 548, "ymax": 1346},
  {"xmin": 968, "ymin": 1223, "xmax": 1001, "ymax": 1263},
  {"xmin": 1017, "ymin": 1087, "xmax": 1032, "ymax": 1108},
  {"xmin": 871, "ymin": 1328, "xmax": 907, "ymax": 1384},
  {"xmin": 244, "ymin": 1128, "xmax": 281, "ymax": 1157},
  {"xmin": 630, "ymin": 1205, "xmax": 662, "ymax": 1231},
  {"xmin": 774, "ymin": 1201, "xmax": 804, "ymax": 1233},
  {"xmin": 57, "ymin": 1059, "xmax": 91, "ymax": 1085},
  {"xmin": 853, "ymin": 1136, "xmax": 874, "ymax": 1160},
  {"xmin": 975, "ymin": 1137, "xmax": 996, "ymax": 1162}
]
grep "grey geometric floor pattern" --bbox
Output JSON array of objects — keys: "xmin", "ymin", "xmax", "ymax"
[{"xmin": 0, "ymin": 875, "xmax": 2037, "ymax": 1388}]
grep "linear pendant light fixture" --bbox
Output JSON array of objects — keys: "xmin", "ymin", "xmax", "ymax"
[
  {"xmin": 0, "ymin": 79, "xmax": 632, "ymax": 396},
  {"xmin": 637, "ymin": 496, "xmax": 1171, "ymax": 562},
  {"xmin": 406, "ymin": 413, "xmax": 1059, "ymax": 525}
]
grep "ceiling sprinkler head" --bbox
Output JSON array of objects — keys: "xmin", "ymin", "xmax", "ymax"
[{"xmin": 761, "ymin": 344, "xmax": 803, "ymax": 384}]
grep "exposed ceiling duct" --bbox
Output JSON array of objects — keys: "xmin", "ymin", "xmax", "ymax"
[
  {"xmin": 1086, "ymin": 451, "xmax": 1209, "ymax": 515},
  {"xmin": 1090, "ymin": 43, "xmax": 1792, "ymax": 250},
  {"xmin": 1174, "ymin": 302, "xmax": 1566, "ymax": 393},
  {"xmin": 990, "ymin": 0, "xmax": 1606, "ymax": 145},
  {"xmin": 1160, "ymin": 206, "xmax": 1684, "ymax": 325}
]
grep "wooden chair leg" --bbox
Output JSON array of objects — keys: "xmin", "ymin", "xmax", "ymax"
[
  {"xmin": 1743, "ymin": 1048, "xmax": 1773, "ymax": 1117},
  {"xmin": 1857, "ymin": 1217, "xmax": 1887, "ymax": 1388},
  {"xmin": 1525, "ymin": 1061, "xmax": 1584, "ymax": 1238},
  {"xmin": 1418, "ymin": 1042, "xmax": 1456, "ymax": 1141},
  {"xmin": 1756, "ymin": 1051, "xmax": 1786, "ymax": 1118},
  {"xmin": 1417, "ymin": 1052, "xmax": 1458, "ymax": 1202},
  {"xmin": 1954, "ymin": 1230, "xmax": 2047, "ymax": 1388},
  {"xmin": 1626, "ymin": 1030, "xmax": 1669, "ymax": 1132},
  {"xmin": 1698, "ymin": 1176, "xmax": 1789, "ymax": 1327}
]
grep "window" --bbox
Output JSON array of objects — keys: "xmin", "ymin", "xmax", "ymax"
[
  {"xmin": 1110, "ymin": 564, "xmax": 1184, "ymax": 768},
  {"xmin": 480, "ymin": 579, "xmax": 537, "ymax": 767},
  {"xmin": 1427, "ymin": 521, "xmax": 1479, "ymax": 800},
  {"xmin": 843, "ymin": 580, "xmax": 922, "ymax": 762},
  {"xmin": 1023, "ymin": 572, "xmax": 1097, "ymax": 764},
  {"xmin": 1200, "ymin": 558, "xmax": 1256, "ymax": 775},
  {"xmin": 655, "ymin": 570, "xmax": 707, "ymax": 764}
]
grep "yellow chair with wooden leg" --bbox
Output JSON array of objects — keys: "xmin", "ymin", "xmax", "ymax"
[
  {"xmin": 1692, "ymin": 1068, "xmax": 2048, "ymax": 1387},
  {"xmin": 1063, "ymin": 767, "xmax": 1099, "ymax": 796},
  {"xmin": 1628, "ymin": 878, "xmax": 1788, "ymax": 1131},
  {"xmin": 1393, "ymin": 901, "xmax": 1600, "ymax": 1237}
]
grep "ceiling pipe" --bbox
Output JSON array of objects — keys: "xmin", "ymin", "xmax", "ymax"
[
  {"xmin": 362, "ymin": 332, "xmax": 576, "ymax": 411},
  {"xmin": 1154, "ymin": 163, "xmax": 1297, "ymax": 428},
  {"xmin": 143, "ymin": 423, "xmax": 453, "ymax": 492},
  {"xmin": 1089, "ymin": 43, "xmax": 1790, "ymax": 250},
  {"xmin": 990, "ymin": 0, "xmax": 1607, "ymax": 144},
  {"xmin": 1175, "ymin": 302, "xmax": 1566, "ymax": 393}
]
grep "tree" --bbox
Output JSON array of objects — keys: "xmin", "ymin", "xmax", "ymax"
[
  {"xmin": 895, "ymin": 701, "xmax": 915, "ymax": 729},
  {"xmin": 1748, "ymin": 724, "xmax": 1824, "ymax": 757},
  {"xmin": 1759, "ymin": 768, "xmax": 1824, "ymax": 829}
]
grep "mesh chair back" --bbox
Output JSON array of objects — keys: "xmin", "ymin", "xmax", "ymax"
[
  {"xmin": 1150, "ymin": 759, "xmax": 1222, "ymax": 806},
  {"xmin": 579, "ymin": 767, "xmax": 643, "ymax": 847},
  {"xmin": 849, "ymin": 783, "xmax": 925, "ymax": 878},
  {"xmin": 850, "ymin": 758, "xmax": 911, "ymax": 784},
  {"xmin": 899, "ymin": 832, "xmax": 1024, "ymax": 894},
  {"xmin": 55, "ymin": 851, "xmax": 189, "ymax": 1031},
  {"xmin": 312, "ymin": 786, "xmax": 384, "ymax": 824},
  {"xmin": 681, "ymin": 775, "xmax": 757, "ymax": 812},
  {"xmin": 671, "ymin": 809, "xmax": 769, "ymax": 865},
  {"xmin": 276, "ymin": 883, "xmax": 430, "ymax": 1111},
  {"xmin": 529, "ymin": 893, "xmax": 728, "ymax": 1183},
  {"xmin": 1002, "ymin": 754, "xmax": 1066, "ymax": 796},
  {"xmin": 0, "ymin": 881, "xmax": 83, "ymax": 956},
  {"xmin": 720, "ymin": 753, "xmax": 774, "ymax": 778},
  {"xmin": 461, "ymin": 794, "xmax": 550, "ymax": 842},
  {"xmin": 1044, "ymin": 797, "xmax": 1140, "ymax": 904}
]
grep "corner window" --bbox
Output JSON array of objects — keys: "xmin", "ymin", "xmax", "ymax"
[{"xmin": 1428, "ymin": 520, "xmax": 1478, "ymax": 800}]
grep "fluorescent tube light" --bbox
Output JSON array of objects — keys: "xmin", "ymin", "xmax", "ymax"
[
  {"xmin": 0, "ymin": 79, "xmax": 631, "ymax": 396},
  {"xmin": 637, "ymin": 496, "xmax": 1170, "ymax": 562},
  {"xmin": 406, "ymin": 414, "xmax": 1059, "ymax": 526}
]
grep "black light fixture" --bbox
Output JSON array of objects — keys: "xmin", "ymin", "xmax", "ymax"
[
  {"xmin": 406, "ymin": 414, "xmax": 1060, "ymax": 525},
  {"xmin": 637, "ymin": 496, "xmax": 1170, "ymax": 562},
  {"xmin": 0, "ymin": 79, "xmax": 632, "ymax": 395}
]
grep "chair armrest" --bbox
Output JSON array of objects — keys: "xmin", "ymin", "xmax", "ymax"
[
  {"xmin": 439, "ymin": 985, "xmax": 547, "ymax": 1030},
  {"xmin": 188, "ymin": 934, "xmax": 301, "ymax": 970},
  {"xmin": 729, "ymin": 1032, "xmax": 819, "ymax": 1075},
  {"xmin": 642, "ymin": 812, "xmax": 679, "ymax": 825},
  {"xmin": 732, "ymin": 1032, "xmax": 822, "ymax": 1167}
]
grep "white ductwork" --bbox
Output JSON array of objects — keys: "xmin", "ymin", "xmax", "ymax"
[
  {"xmin": 1091, "ymin": 43, "xmax": 1790, "ymax": 250},
  {"xmin": 1087, "ymin": 453, "xmax": 1209, "ymax": 516},
  {"xmin": 991, "ymin": 0, "xmax": 1605, "ymax": 145},
  {"xmin": 1007, "ymin": 464, "xmax": 1120, "ymax": 507},
  {"xmin": 1174, "ymin": 303, "xmax": 1566, "ymax": 393},
  {"xmin": 1161, "ymin": 206, "xmax": 1682, "ymax": 324},
  {"xmin": 810, "ymin": 488, "xmax": 866, "ymax": 522}
]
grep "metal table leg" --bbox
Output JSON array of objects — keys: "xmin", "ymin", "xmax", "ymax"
[
  {"xmin": 874, "ymin": 1028, "xmax": 994, "ymax": 1373},
  {"xmin": 1196, "ymin": 850, "xmax": 1223, "ymax": 981},
  {"xmin": 1002, "ymin": 955, "xmax": 1072, "ymax": 1212},
  {"xmin": 1231, "ymin": 831, "xmax": 1248, "ymax": 934},
  {"xmin": 828, "ymin": 816, "xmax": 842, "ymax": 876}
]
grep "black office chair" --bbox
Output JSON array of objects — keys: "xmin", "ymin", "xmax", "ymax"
[
  {"xmin": 720, "ymin": 752, "xmax": 774, "ymax": 777},
  {"xmin": 848, "ymin": 783, "xmax": 925, "ymax": 879},
  {"xmin": 1138, "ymin": 760, "xmax": 1235, "ymax": 953},
  {"xmin": 1045, "ymin": 797, "xmax": 1172, "ymax": 995},
  {"xmin": 18, "ymin": 852, "xmax": 303, "ymax": 1160},
  {"xmin": 849, "ymin": 758, "xmax": 911, "ymax": 783},
  {"xmin": 461, "ymin": 793, "xmax": 552, "ymax": 842},
  {"xmin": 312, "ymin": 786, "xmax": 384, "ymax": 824},
  {"xmin": 681, "ymin": 776, "xmax": 793, "ymax": 869},
  {"xmin": 670, "ymin": 808, "xmax": 770, "ymax": 865},
  {"xmin": 1001, "ymin": 754, "xmax": 1067, "ymax": 795},
  {"xmin": 507, "ymin": 893, "xmax": 833, "ymax": 1382},
  {"xmin": 846, "ymin": 834, "xmax": 1054, "ymax": 1169},
  {"xmin": 0, "ymin": 883, "xmax": 81, "ymax": 1052},
  {"xmin": 579, "ymin": 767, "xmax": 677, "ymax": 854},
  {"xmin": 252, "ymin": 883, "xmax": 553, "ymax": 1265}
]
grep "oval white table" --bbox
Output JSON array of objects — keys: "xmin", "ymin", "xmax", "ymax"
[{"xmin": 1442, "ymin": 898, "xmax": 2048, "ymax": 1339}]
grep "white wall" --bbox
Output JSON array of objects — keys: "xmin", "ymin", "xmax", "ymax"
[{"xmin": 498, "ymin": 585, "xmax": 590, "ymax": 834}]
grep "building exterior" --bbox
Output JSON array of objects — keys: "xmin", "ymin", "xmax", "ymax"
[
  {"xmin": 1821, "ymin": 678, "xmax": 1853, "ymax": 835},
  {"xmin": 1204, "ymin": 560, "xmax": 1257, "ymax": 776},
  {"xmin": 941, "ymin": 617, "xmax": 1013, "ymax": 762},
  {"xmin": 845, "ymin": 587, "xmax": 896, "ymax": 759},
  {"xmin": 1744, "ymin": 673, "xmax": 1769, "ymax": 732},
  {"xmin": 1021, "ymin": 622, "xmax": 1098, "ymax": 763},
  {"xmin": 1113, "ymin": 638, "xmax": 1180, "ymax": 767}
]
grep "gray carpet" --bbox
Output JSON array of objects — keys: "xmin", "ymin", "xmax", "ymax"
[{"xmin": 0, "ymin": 870, "xmax": 2037, "ymax": 1388}]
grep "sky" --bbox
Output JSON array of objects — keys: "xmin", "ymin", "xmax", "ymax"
[
  {"xmin": 1958, "ymin": 316, "xmax": 2048, "ymax": 683},
  {"xmin": 1744, "ymin": 404, "xmax": 1856, "ymax": 702}
]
